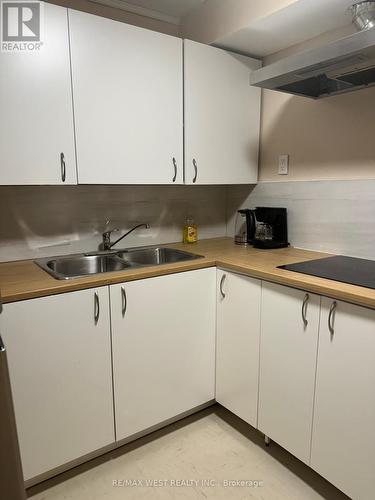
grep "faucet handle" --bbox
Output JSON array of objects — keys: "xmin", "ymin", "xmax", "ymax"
[
  {"xmin": 103, "ymin": 228, "xmax": 119, "ymax": 237},
  {"xmin": 102, "ymin": 228, "xmax": 119, "ymax": 251}
]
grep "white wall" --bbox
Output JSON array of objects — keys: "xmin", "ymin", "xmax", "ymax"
[
  {"xmin": 227, "ymin": 181, "xmax": 375, "ymax": 260},
  {"xmin": 0, "ymin": 185, "xmax": 227, "ymax": 262}
]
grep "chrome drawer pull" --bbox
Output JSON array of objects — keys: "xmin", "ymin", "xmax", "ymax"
[
  {"xmin": 302, "ymin": 293, "xmax": 309, "ymax": 327},
  {"xmin": 192, "ymin": 159, "xmax": 198, "ymax": 183},
  {"xmin": 94, "ymin": 292, "xmax": 100, "ymax": 324},
  {"xmin": 220, "ymin": 274, "xmax": 226, "ymax": 299},
  {"xmin": 121, "ymin": 286, "xmax": 127, "ymax": 317},
  {"xmin": 172, "ymin": 157, "xmax": 177, "ymax": 182},
  {"xmin": 60, "ymin": 152, "xmax": 66, "ymax": 183},
  {"xmin": 328, "ymin": 301, "xmax": 337, "ymax": 336}
]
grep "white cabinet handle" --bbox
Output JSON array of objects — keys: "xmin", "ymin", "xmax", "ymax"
[
  {"xmin": 192, "ymin": 159, "xmax": 198, "ymax": 183},
  {"xmin": 328, "ymin": 301, "xmax": 337, "ymax": 336},
  {"xmin": 220, "ymin": 274, "xmax": 226, "ymax": 299},
  {"xmin": 60, "ymin": 152, "xmax": 66, "ymax": 183},
  {"xmin": 302, "ymin": 293, "xmax": 309, "ymax": 327},
  {"xmin": 172, "ymin": 157, "xmax": 177, "ymax": 183}
]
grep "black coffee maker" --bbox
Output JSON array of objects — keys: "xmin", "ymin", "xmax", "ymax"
[{"xmin": 234, "ymin": 207, "xmax": 289, "ymax": 249}]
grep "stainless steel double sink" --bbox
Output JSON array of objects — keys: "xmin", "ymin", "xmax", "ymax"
[{"xmin": 35, "ymin": 247, "xmax": 203, "ymax": 280}]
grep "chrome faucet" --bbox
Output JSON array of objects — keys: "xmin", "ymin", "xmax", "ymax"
[{"xmin": 102, "ymin": 223, "xmax": 150, "ymax": 251}]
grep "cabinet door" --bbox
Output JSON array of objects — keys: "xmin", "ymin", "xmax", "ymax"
[
  {"xmin": 258, "ymin": 282, "xmax": 320, "ymax": 464},
  {"xmin": 0, "ymin": 288, "xmax": 114, "ymax": 480},
  {"xmin": 216, "ymin": 270, "xmax": 261, "ymax": 426},
  {"xmin": 111, "ymin": 269, "xmax": 216, "ymax": 441},
  {"xmin": 311, "ymin": 298, "xmax": 375, "ymax": 500},
  {"xmin": 0, "ymin": 3, "xmax": 76, "ymax": 185},
  {"xmin": 184, "ymin": 39, "xmax": 261, "ymax": 185},
  {"xmin": 69, "ymin": 10, "xmax": 183, "ymax": 185}
]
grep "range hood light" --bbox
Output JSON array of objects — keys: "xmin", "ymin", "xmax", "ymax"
[{"xmin": 351, "ymin": 1, "xmax": 375, "ymax": 31}]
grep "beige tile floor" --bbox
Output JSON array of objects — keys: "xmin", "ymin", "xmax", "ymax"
[{"xmin": 28, "ymin": 406, "xmax": 349, "ymax": 500}]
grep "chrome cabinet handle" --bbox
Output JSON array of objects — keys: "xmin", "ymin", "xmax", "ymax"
[
  {"xmin": 121, "ymin": 286, "xmax": 127, "ymax": 317},
  {"xmin": 302, "ymin": 293, "xmax": 309, "ymax": 327},
  {"xmin": 0, "ymin": 335, "xmax": 5, "ymax": 353},
  {"xmin": 60, "ymin": 152, "xmax": 66, "ymax": 183},
  {"xmin": 94, "ymin": 292, "xmax": 100, "ymax": 324},
  {"xmin": 172, "ymin": 157, "xmax": 177, "ymax": 183},
  {"xmin": 220, "ymin": 274, "xmax": 226, "ymax": 299},
  {"xmin": 192, "ymin": 159, "xmax": 198, "ymax": 183},
  {"xmin": 328, "ymin": 301, "xmax": 337, "ymax": 336}
]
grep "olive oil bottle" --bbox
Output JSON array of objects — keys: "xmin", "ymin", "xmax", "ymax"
[{"xmin": 183, "ymin": 216, "xmax": 198, "ymax": 244}]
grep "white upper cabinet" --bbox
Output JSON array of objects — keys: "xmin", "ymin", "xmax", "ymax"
[
  {"xmin": 258, "ymin": 282, "xmax": 320, "ymax": 465},
  {"xmin": 216, "ymin": 270, "xmax": 261, "ymax": 427},
  {"xmin": 184, "ymin": 40, "xmax": 261, "ymax": 185},
  {"xmin": 311, "ymin": 298, "xmax": 375, "ymax": 500},
  {"xmin": 69, "ymin": 10, "xmax": 183, "ymax": 184},
  {"xmin": 0, "ymin": 3, "xmax": 76, "ymax": 185},
  {"xmin": 110, "ymin": 269, "xmax": 216, "ymax": 441}
]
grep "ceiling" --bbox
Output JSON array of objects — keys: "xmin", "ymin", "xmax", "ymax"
[
  {"xmin": 88, "ymin": 0, "xmax": 361, "ymax": 56},
  {"xmin": 215, "ymin": 0, "xmax": 359, "ymax": 58},
  {"xmin": 89, "ymin": 0, "xmax": 206, "ymax": 25}
]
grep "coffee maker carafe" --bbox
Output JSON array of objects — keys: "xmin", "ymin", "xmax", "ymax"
[{"xmin": 234, "ymin": 209, "xmax": 256, "ymax": 245}]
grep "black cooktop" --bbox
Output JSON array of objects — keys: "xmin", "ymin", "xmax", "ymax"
[{"xmin": 278, "ymin": 255, "xmax": 375, "ymax": 290}]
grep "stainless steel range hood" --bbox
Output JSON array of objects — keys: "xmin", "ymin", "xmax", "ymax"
[{"xmin": 250, "ymin": 27, "xmax": 375, "ymax": 98}]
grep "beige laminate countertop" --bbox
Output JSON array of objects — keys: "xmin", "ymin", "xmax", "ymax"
[{"xmin": 1, "ymin": 237, "xmax": 375, "ymax": 309}]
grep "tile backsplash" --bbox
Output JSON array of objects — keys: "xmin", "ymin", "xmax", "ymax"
[
  {"xmin": 227, "ymin": 180, "xmax": 375, "ymax": 260},
  {"xmin": 0, "ymin": 185, "xmax": 227, "ymax": 262}
]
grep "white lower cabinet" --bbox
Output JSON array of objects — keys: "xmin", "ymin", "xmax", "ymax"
[
  {"xmin": 216, "ymin": 270, "xmax": 261, "ymax": 426},
  {"xmin": 110, "ymin": 269, "xmax": 216, "ymax": 441},
  {"xmin": 3, "ymin": 266, "xmax": 375, "ymax": 500},
  {"xmin": 0, "ymin": 288, "xmax": 115, "ymax": 481},
  {"xmin": 258, "ymin": 282, "xmax": 321, "ymax": 464},
  {"xmin": 311, "ymin": 298, "xmax": 375, "ymax": 500}
]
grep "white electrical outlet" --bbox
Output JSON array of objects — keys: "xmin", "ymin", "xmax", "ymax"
[{"xmin": 278, "ymin": 154, "xmax": 289, "ymax": 175}]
